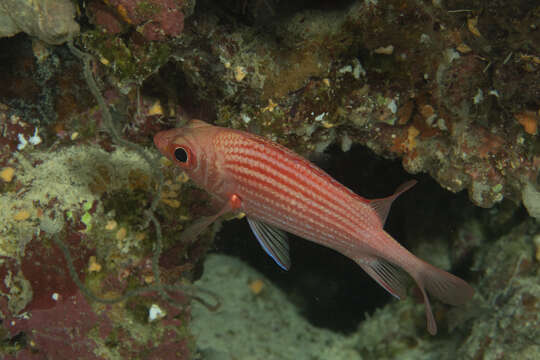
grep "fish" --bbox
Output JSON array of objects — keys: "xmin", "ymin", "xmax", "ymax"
[{"xmin": 153, "ymin": 119, "xmax": 474, "ymax": 334}]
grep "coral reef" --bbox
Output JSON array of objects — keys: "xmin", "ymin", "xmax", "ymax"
[
  {"xmin": 0, "ymin": 32, "xmax": 207, "ymax": 359},
  {"xmin": 89, "ymin": 0, "xmax": 189, "ymax": 41},
  {"xmin": 149, "ymin": 0, "xmax": 538, "ymax": 214},
  {"xmin": 0, "ymin": 125, "xmax": 199, "ymax": 357},
  {"xmin": 0, "ymin": 0, "xmax": 538, "ymax": 358},
  {"xmin": 77, "ymin": 0, "xmax": 540, "ymax": 215}
]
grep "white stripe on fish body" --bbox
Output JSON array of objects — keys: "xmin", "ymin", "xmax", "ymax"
[
  {"xmin": 217, "ymin": 132, "xmax": 378, "ymax": 232},
  {"xmin": 242, "ymin": 195, "xmax": 352, "ymax": 253},
  {"xmin": 221, "ymin": 159, "xmax": 368, "ymax": 253},
  {"xmin": 220, "ymin": 132, "xmax": 360, "ymax": 210},
  {"xmin": 226, "ymin": 162, "xmax": 358, "ymax": 249}
]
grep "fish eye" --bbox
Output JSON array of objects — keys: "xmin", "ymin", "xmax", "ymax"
[{"xmin": 174, "ymin": 147, "xmax": 189, "ymax": 163}]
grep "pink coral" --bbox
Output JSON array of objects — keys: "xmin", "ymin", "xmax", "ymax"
[
  {"xmin": 91, "ymin": 0, "xmax": 185, "ymax": 41},
  {"xmin": 2, "ymin": 291, "xmax": 112, "ymax": 359}
]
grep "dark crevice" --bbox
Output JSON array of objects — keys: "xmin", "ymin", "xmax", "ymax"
[{"xmin": 196, "ymin": 0, "xmax": 357, "ymax": 26}]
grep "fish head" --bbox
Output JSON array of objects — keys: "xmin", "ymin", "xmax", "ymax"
[{"xmin": 153, "ymin": 119, "xmax": 221, "ymax": 187}]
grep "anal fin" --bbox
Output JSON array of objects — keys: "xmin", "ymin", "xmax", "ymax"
[{"xmin": 356, "ymin": 256, "xmax": 408, "ymax": 300}]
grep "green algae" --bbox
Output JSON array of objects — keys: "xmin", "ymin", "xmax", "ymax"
[
  {"xmin": 135, "ymin": 1, "xmax": 161, "ymax": 19},
  {"xmin": 81, "ymin": 30, "xmax": 172, "ymax": 87}
]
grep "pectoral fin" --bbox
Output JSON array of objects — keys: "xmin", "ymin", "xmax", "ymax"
[
  {"xmin": 247, "ymin": 218, "xmax": 290, "ymax": 271},
  {"xmin": 180, "ymin": 202, "xmax": 233, "ymax": 243}
]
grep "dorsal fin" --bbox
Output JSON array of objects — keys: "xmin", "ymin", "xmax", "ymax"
[{"xmin": 368, "ymin": 180, "xmax": 417, "ymax": 225}]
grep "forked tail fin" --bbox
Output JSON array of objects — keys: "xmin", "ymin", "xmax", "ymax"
[
  {"xmin": 414, "ymin": 259, "xmax": 474, "ymax": 334},
  {"xmin": 417, "ymin": 259, "xmax": 474, "ymax": 306},
  {"xmin": 356, "ymin": 251, "xmax": 474, "ymax": 335},
  {"xmin": 354, "ymin": 180, "xmax": 473, "ymax": 334}
]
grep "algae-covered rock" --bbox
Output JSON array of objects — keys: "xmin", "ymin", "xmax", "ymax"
[
  {"xmin": 522, "ymin": 182, "xmax": 540, "ymax": 220},
  {"xmin": 191, "ymin": 254, "xmax": 359, "ymax": 360},
  {"xmin": 0, "ymin": 0, "xmax": 79, "ymax": 44}
]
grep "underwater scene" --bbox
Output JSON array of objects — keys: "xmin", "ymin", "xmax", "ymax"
[{"xmin": 0, "ymin": 0, "xmax": 539, "ymax": 359}]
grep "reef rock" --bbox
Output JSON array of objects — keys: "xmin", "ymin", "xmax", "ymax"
[{"xmin": 0, "ymin": 0, "xmax": 79, "ymax": 44}]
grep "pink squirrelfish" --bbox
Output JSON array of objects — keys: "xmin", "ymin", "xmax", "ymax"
[{"xmin": 154, "ymin": 119, "xmax": 474, "ymax": 334}]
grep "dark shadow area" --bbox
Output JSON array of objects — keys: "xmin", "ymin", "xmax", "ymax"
[
  {"xmin": 142, "ymin": 60, "xmax": 220, "ymax": 123},
  {"xmin": 0, "ymin": 34, "xmax": 92, "ymax": 129},
  {"xmin": 211, "ymin": 143, "xmax": 488, "ymax": 334},
  {"xmin": 0, "ymin": 35, "xmax": 42, "ymax": 115},
  {"xmin": 196, "ymin": 0, "xmax": 357, "ymax": 26}
]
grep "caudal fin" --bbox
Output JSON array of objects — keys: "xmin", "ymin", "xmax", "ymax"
[
  {"xmin": 356, "ymin": 253, "xmax": 474, "ymax": 335},
  {"xmin": 412, "ymin": 259, "xmax": 474, "ymax": 335},
  {"xmin": 418, "ymin": 260, "xmax": 475, "ymax": 306}
]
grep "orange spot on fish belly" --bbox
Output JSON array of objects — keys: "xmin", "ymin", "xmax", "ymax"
[{"xmin": 230, "ymin": 194, "xmax": 242, "ymax": 210}]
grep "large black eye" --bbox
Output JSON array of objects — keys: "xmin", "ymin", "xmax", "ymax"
[{"xmin": 174, "ymin": 147, "xmax": 188, "ymax": 163}]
